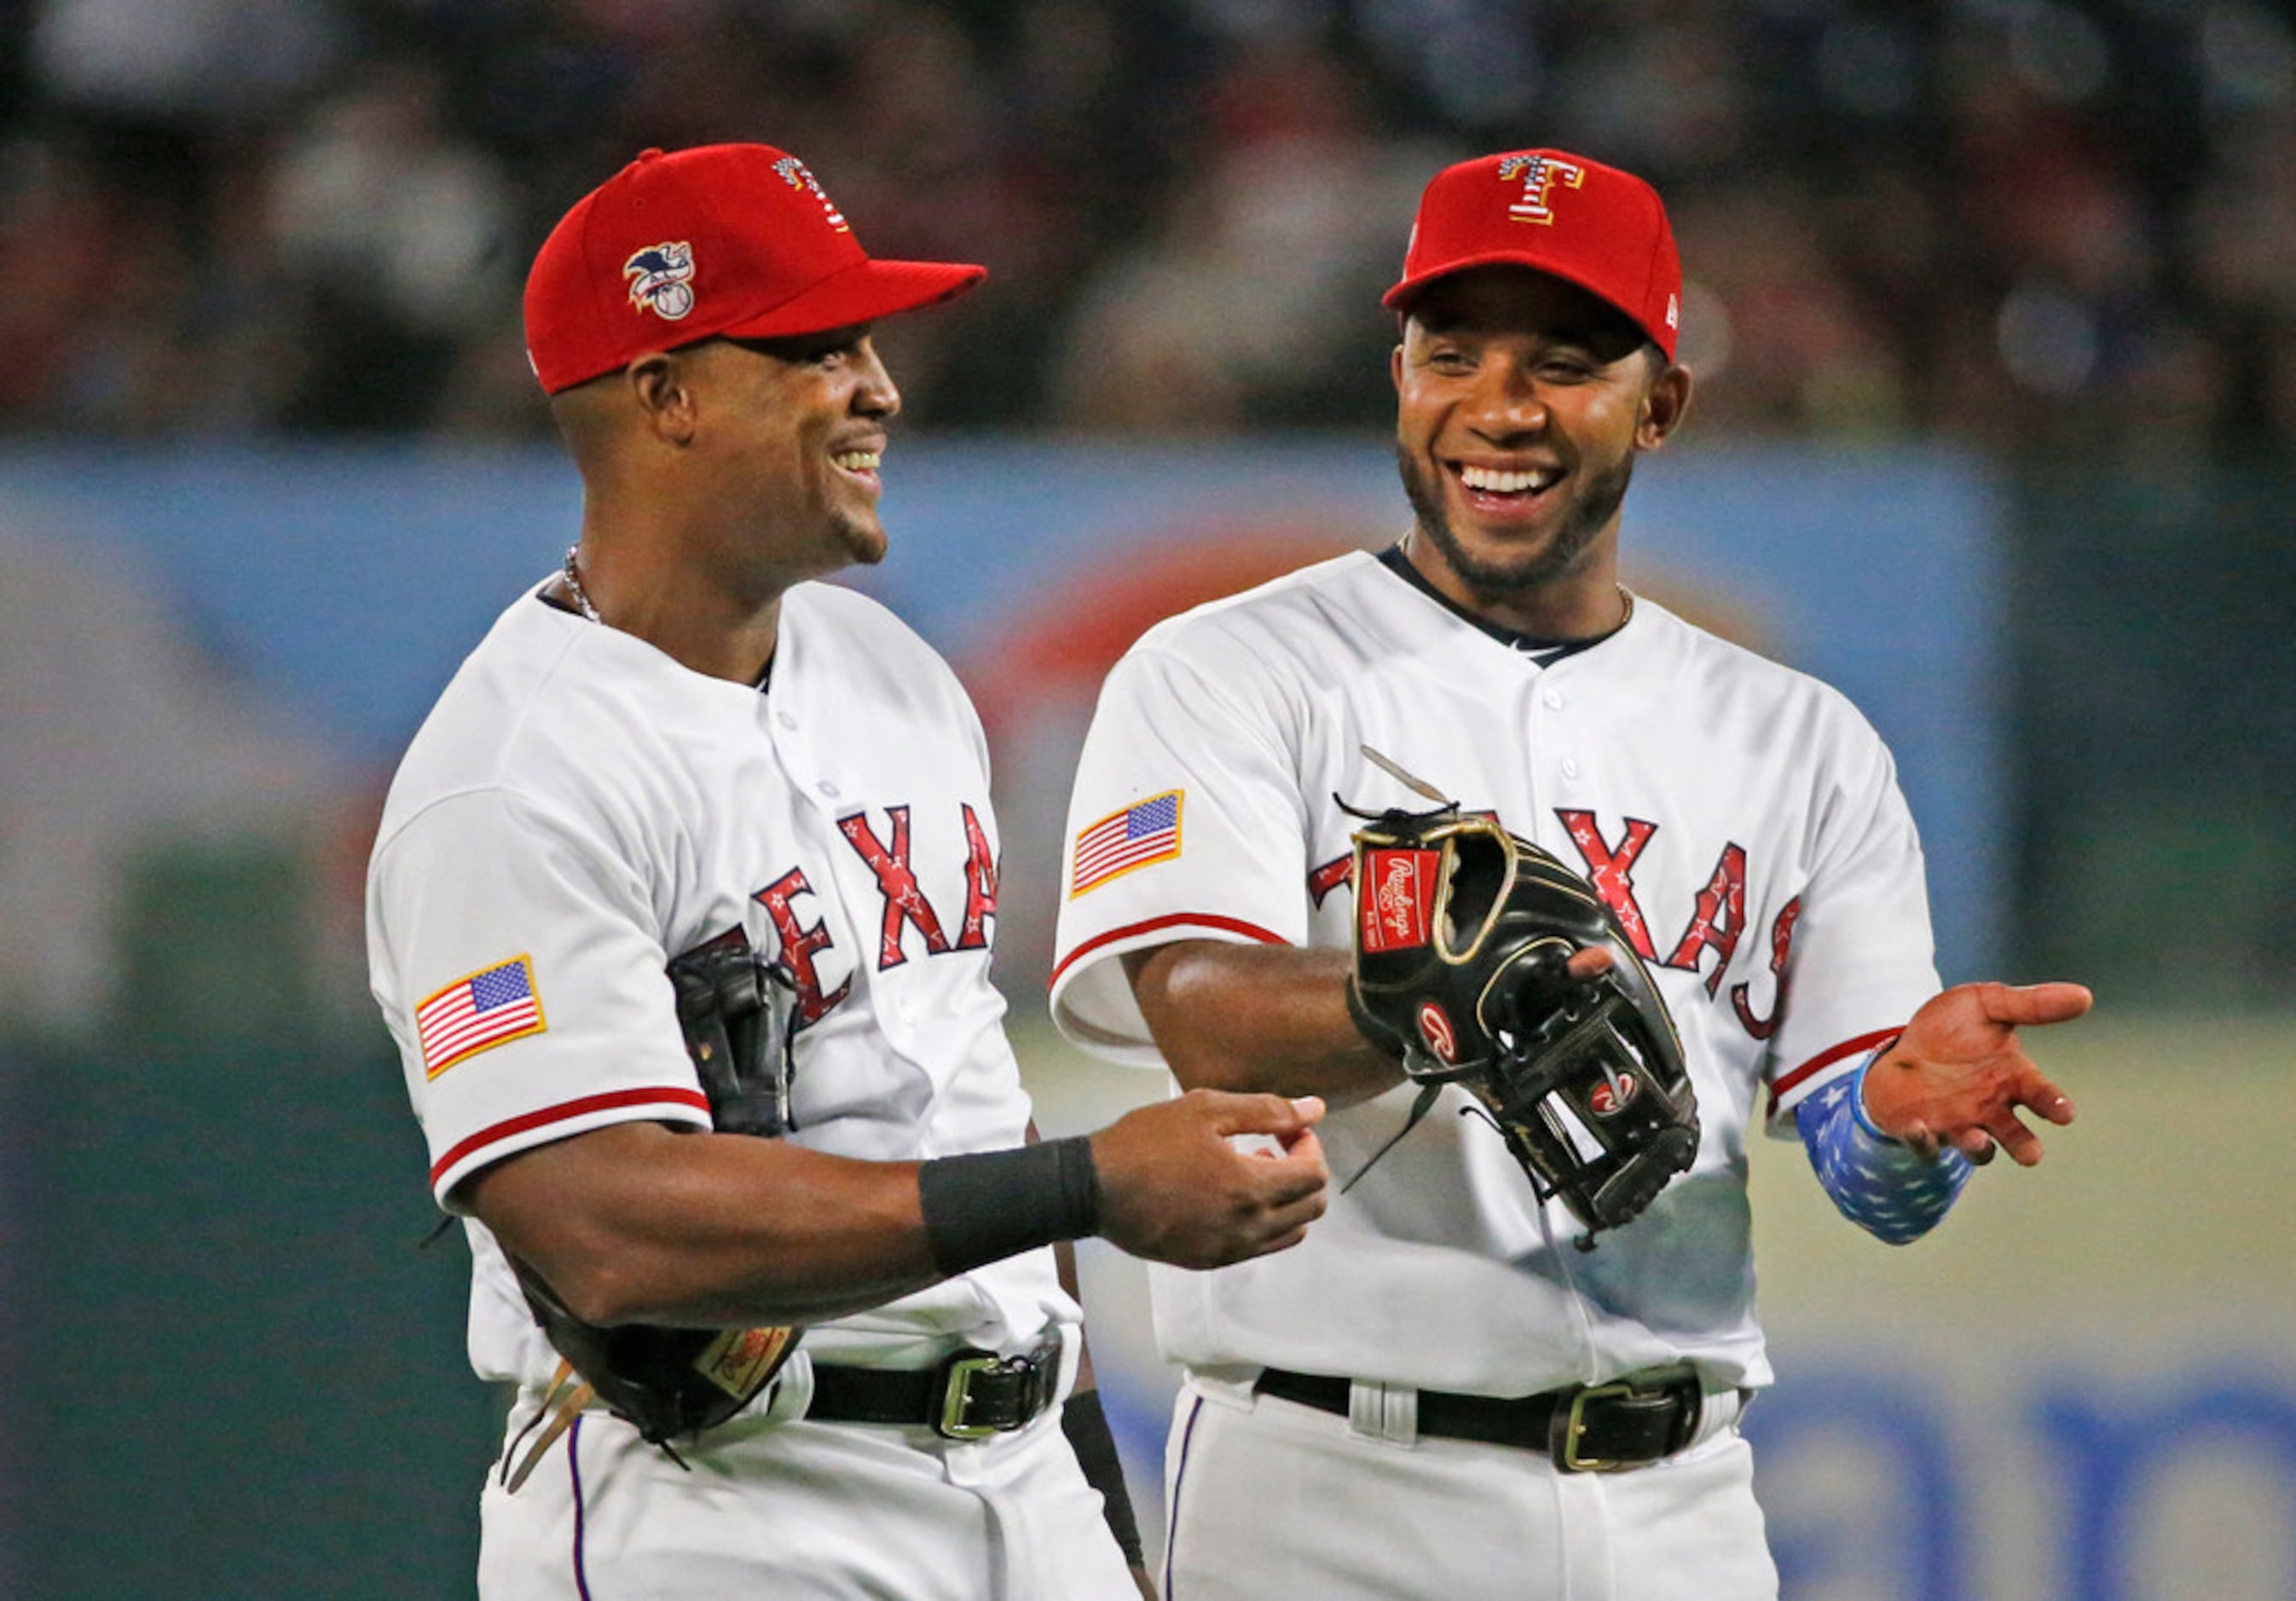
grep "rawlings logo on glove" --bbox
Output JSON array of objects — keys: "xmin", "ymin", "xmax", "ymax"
[{"xmin": 1342, "ymin": 749, "xmax": 1700, "ymax": 1247}]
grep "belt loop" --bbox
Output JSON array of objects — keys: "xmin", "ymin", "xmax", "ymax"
[
  {"xmin": 778, "ymin": 1350, "xmax": 818, "ymax": 1425},
  {"xmin": 1692, "ymin": 1385, "xmax": 1749, "ymax": 1449},
  {"xmin": 1346, "ymin": 1380, "xmax": 1420, "ymax": 1446}
]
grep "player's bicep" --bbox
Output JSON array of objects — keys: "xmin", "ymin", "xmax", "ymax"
[
  {"xmin": 371, "ymin": 789, "xmax": 704, "ymax": 1204},
  {"xmin": 1052, "ymin": 646, "xmax": 1312, "ymax": 1055}
]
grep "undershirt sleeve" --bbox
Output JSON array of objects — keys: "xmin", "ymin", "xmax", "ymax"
[{"xmin": 1794, "ymin": 1049, "xmax": 1972, "ymax": 1245}]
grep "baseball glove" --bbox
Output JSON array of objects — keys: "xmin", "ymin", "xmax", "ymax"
[
  {"xmin": 1346, "ymin": 786, "xmax": 1699, "ymax": 1245},
  {"xmin": 502, "ymin": 926, "xmax": 803, "ymax": 1488}
]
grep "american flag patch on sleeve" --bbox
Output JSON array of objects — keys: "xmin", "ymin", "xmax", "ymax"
[
  {"xmin": 417, "ymin": 956, "xmax": 547, "ymax": 1078},
  {"xmin": 1071, "ymin": 790, "xmax": 1183, "ymax": 896}
]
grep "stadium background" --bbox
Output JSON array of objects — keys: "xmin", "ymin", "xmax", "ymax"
[{"xmin": 0, "ymin": 2, "xmax": 2290, "ymax": 1596}]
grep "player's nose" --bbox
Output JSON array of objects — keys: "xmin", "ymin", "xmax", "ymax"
[
  {"xmin": 851, "ymin": 338, "xmax": 901, "ymax": 419},
  {"xmin": 1464, "ymin": 356, "xmax": 1548, "ymax": 438}
]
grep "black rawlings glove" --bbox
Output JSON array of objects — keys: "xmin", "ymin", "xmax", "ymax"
[
  {"xmin": 503, "ymin": 927, "xmax": 803, "ymax": 1486},
  {"xmin": 1346, "ymin": 792, "xmax": 1700, "ymax": 1245}
]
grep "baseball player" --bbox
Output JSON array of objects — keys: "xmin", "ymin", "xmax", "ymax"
[
  {"xmin": 364, "ymin": 143, "xmax": 1327, "ymax": 1599},
  {"xmin": 1050, "ymin": 147, "xmax": 2091, "ymax": 1598}
]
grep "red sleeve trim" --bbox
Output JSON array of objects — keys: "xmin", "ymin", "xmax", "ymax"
[
  {"xmin": 429, "ymin": 1085, "xmax": 712, "ymax": 1188},
  {"xmin": 1050, "ymin": 912, "xmax": 1289, "ymax": 991},
  {"xmin": 1769, "ymin": 1026, "xmax": 1906, "ymax": 1103}
]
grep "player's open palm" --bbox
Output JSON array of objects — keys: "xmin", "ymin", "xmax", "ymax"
[
  {"xmin": 1090, "ymin": 1089, "xmax": 1329, "ymax": 1269},
  {"xmin": 1863, "ymin": 981, "xmax": 2091, "ymax": 1166}
]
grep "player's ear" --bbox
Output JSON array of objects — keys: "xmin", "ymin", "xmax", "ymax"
[
  {"xmin": 627, "ymin": 351, "xmax": 699, "ymax": 446},
  {"xmin": 1635, "ymin": 357, "xmax": 1692, "ymax": 451},
  {"xmin": 1391, "ymin": 341, "xmax": 1405, "ymax": 394}
]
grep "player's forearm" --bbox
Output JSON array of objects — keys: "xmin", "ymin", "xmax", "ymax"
[
  {"xmin": 464, "ymin": 1121, "xmax": 946, "ymax": 1326},
  {"xmin": 465, "ymin": 1094, "xmax": 1327, "ymax": 1326},
  {"xmin": 1125, "ymin": 939, "xmax": 1402, "ymax": 1107}
]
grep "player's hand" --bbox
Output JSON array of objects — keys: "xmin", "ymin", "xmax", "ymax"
[
  {"xmin": 1089, "ymin": 1089, "xmax": 1329, "ymax": 1269},
  {"xmin": 1862, "ymin": 981, "xmax": 2091, "ymax": 1166}
]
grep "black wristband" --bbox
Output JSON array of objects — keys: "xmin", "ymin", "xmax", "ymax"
[
  {"xmin": 917, "ymin": 1136, "xmax": 1101, "ymax": 1278},
  {"xmin": 1061, "ymin": 1390, "xmax": 1146, "ymax": 1569}
]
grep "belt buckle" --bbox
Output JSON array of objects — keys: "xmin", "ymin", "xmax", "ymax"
[
  {"xmin": 934, "ymin": 1331, "xmax": 1059, "ymax": 1441},
  {"xmin": 936, "ymin": 1351, "xmax": 1009, "ymax": 1440},
  {"xmin": 1551, "ymin": 1379, "xmax": 1638, "ymax": 1474}
]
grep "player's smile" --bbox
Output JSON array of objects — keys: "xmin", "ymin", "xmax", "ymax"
[
  {"xmin": 1448, "ymin": 457, "xmax": 1566, "ymax": 520},
  {"xmin": 827, "ymin": 430, "xmax": 889, "ymax": 505},
  {"xmin": 1456, "ymin": 462, "xmax": 1561, "ymax": 497},
  {"xmin": 830, "ymin": 445, "xmax": 884, "ymax": 489}
]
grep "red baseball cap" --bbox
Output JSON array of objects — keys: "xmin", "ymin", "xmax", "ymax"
[
  {"xmin": 523, "ymin": 143, "xmax": 987, "ymax": 395},
  {"xmin": 1383, "ymin": 148, "xmax": 1681, "ymax": 360}
]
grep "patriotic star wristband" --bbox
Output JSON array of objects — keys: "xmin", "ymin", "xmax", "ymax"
[
  {"xmin": 1850, "ymin": 1033, "xmax": 1906, "ymax": 1143},
  {"xmin": 1798, "ymin": 1048, "xmax": 1970, "ymax": 1246}
]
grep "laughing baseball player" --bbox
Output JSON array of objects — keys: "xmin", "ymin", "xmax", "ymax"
[
  {"xmin": 1049, "ymin": 147, "xmax": 2091, "ymax": 1598},
  {"xmin": 365, "ymin": 142, "xmax": 1327, "ymax": 1598}
]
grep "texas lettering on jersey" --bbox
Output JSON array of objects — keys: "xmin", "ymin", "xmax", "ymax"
[
  {"xmin": 754, "ymin": 801, "xmax": 998, "ymax": 1026},
  {"xmin": 1309, "ymin": 806, "xmax": 1795, "ymax": 1043}
]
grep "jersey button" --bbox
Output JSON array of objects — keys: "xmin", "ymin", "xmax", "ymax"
[
  {"xmin": 777, "ymin": 711, "xmax": 796, "ymax": 730},
  {"xmin": 818, "ymin": 780, "xmax": 841, "ymax": 798},
  {"xmin": 1542, "ymin": 689, "xmax": 1564, "ymax": 709},
  {"xmin": 1562, "ymin": 758, "xmax": 1581, "ymax": 780}
]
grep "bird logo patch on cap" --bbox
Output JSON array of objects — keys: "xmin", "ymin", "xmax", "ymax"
[{"xmin": 625, "ymin": 241, "xmax": 697, "ymax": 321}]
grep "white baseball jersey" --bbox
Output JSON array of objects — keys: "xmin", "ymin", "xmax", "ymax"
[
  {"xmin": 367, "ymin": 579, "xmax": 1073, "ymax": 1384},
  {"xmin": 1051, "ymin": 549, "xmax": 1940, "ymax": 1398}
]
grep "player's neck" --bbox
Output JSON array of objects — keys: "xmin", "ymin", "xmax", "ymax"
[
  {"xmin": 1401, "ymin": 538, "xmax": 1629, "ymax": 643},
  {"xmin": 565, "ymin": 533, "xmax": 784, "ymax": 685}
]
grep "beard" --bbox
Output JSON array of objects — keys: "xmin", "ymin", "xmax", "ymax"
[
  {"xmin": 837, "ymin": 512, "xmax": 888, "ymax": 566},
  {"xmin": 1396, "ymin": 442, "xmax": 1634, "ymax": 598}
]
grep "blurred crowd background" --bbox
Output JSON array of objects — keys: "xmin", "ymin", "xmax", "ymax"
[
  {"xmin": 3, "ymin": 3, "xmax": 2293, "ymax": 1597},
  {"xmin": 2, "ymin": 0, "xmax": 2294, "ymax": 453}
]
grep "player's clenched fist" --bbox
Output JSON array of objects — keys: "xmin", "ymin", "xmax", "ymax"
[{"xmin": 1088, "ymin": 1089, "xmax": 1330, "ymax": 1269}]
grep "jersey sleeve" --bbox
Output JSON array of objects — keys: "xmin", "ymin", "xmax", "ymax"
[
  {"xmin": 1762, "ymin": 717, "xmax": 1942, "ymax": 1124},
  {"xmin": 1050, "ymin": 639, "xmax": 1310, "ymax": 1062},
  {"xmin": 367, "ymin": 785, "xmax": 708, "ymax": 1205}
]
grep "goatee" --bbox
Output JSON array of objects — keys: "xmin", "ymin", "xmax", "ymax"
[{"xmin": 1395, "ymin": 442, "xmax": 1634, "ymax": 597}]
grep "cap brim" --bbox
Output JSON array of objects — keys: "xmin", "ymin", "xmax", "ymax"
[
  {"xmin": 1382, "ymin": 252, "xmax": 1655, "ymax": 345},
  {"xmin": 722, "ymin": 257, "xmax": 986, "ymax": 340}
]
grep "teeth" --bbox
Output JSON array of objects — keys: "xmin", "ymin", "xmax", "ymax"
[
  {"xmin": 833, "ymin": 450, "xmax": 881, "ymax": 471},
  {"xmin": 1460, "ymin": 465, "xmax": 1553, "ymax": 494}
]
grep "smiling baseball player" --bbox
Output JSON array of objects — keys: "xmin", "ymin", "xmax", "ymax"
[
  {"xmin": 365, "ymin": 142, "xmax": 1327, "ymax": 1599},
  {"xmin": 1050, "ymin": 147, "xmax": 2090, "ymax": 1598}
]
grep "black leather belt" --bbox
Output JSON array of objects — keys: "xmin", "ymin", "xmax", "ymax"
[
  {"xmin": 1254, "ymin": 1366, "xmax": 1707, "ymax": 1473},
  {"xmin": 808, "ymin": 1331, "xmax": 1062, "ymax": 1440}
]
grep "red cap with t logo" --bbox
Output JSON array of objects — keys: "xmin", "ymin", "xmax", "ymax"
[
  {"xmin": 523, "ymin": 143, "xmax": 986, "ymax": 395},
  {"xmin": 1382, "ymin": 149, "xmax": 1681, "ymax": 360}
]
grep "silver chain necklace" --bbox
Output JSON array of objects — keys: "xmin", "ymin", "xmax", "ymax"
[{"xmin": 562, "ymin": 546, "xmax": 603, "ymax": 624}]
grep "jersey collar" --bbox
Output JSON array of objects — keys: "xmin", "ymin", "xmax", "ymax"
[{"xmin": 1374, "ymin": 543, "xmax": 1627, "ymax": 667}]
